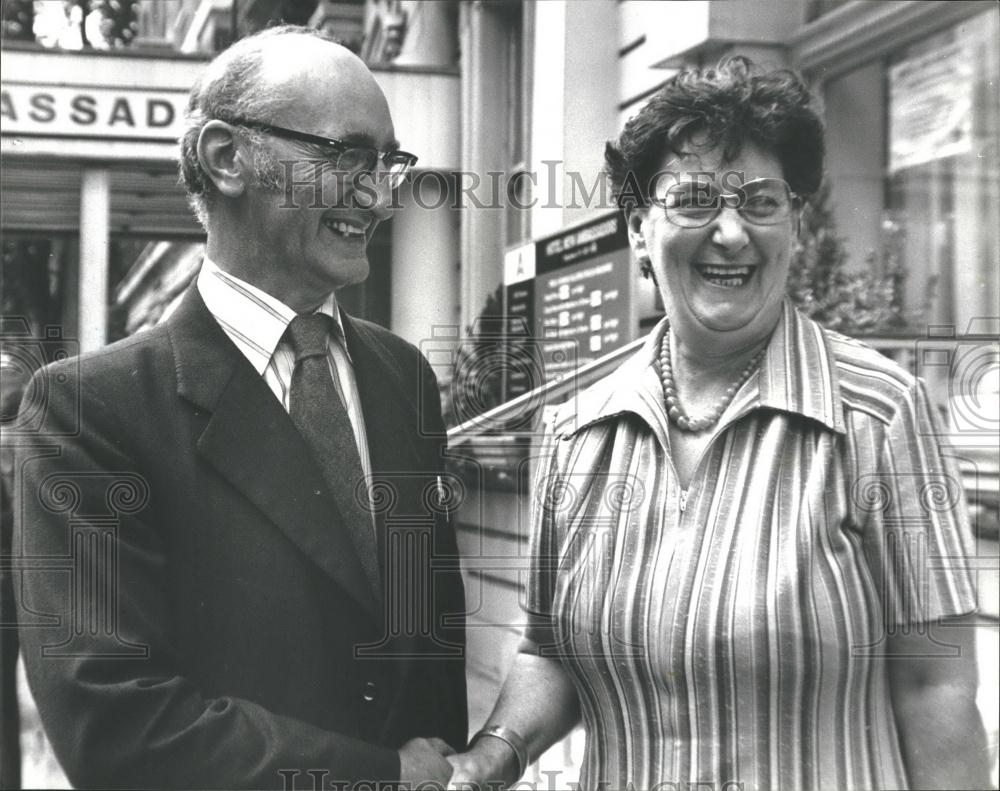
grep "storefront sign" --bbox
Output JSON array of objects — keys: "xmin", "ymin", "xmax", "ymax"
[
  {"xmin": 504, "ymin": 212, "xmax": 633, "ymax": 398},
  {"xmin": 889, "ymin": 34, "xmax": 973, "ymax": 173},
  {"xmin": 0, "ymin": 83, "xmax": 187, "ymax": 141}
]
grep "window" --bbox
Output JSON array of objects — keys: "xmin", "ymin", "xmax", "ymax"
[
  {"xmin": 824, "ymin": 8, "xmax": 999, "ymax": 335},
  {"xmin": 886, "ymin": 10, "xmax": 999, "ymax": 332}
]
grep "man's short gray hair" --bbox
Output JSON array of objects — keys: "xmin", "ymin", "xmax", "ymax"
[{"xmin": 178, "ymin": 25, "xmax": 336, "ymax": 228}]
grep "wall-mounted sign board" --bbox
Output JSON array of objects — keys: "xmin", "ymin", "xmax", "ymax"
[
  {"xmin": 1, "ymin": 83, "xmax": 187, "ymax": 142},
  {"xmin": 504, "ymin": 211, "xmax": 634, "ymax": 400}
]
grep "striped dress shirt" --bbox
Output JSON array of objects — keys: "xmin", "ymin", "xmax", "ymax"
[
  {"xmin": 196, "ymin": 257, "xmax": 373, "ymax": 485},
  {"xmin": 524, "ymin": 301, "xmax": 977, "ymax": 791}
]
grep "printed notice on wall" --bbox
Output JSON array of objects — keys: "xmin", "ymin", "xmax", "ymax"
[
  {"xmin": 889, "ymin": 34, "xmax": 973, "ymax": 174},
  {"xmin": 503, "ymin": 212, "xmax": 633, "ymax": 399}
]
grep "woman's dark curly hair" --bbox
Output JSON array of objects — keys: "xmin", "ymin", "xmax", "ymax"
[{"xmin": 605, "ymin": 56, "xmax": 825, "ymax": 210}]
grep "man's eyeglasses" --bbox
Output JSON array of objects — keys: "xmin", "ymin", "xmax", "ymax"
[
  {"xmin": 222, "ymin": 117, "xmax": 418, "ymax": 189},
  {"xmin": 655, "ymin": 177, "xmax": 801, "ymax": 228}
]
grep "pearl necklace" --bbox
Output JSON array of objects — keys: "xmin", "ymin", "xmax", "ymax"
[{"xmin": 658, "ymin": 326, "xmax": 766, "ymax": 433}]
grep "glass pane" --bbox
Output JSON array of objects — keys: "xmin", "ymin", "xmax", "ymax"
[
  {"xmin": 1, "ymin": 234, "xmax": 76, "ymax": 338},
  {"xmin": 887, "ymin": 9, "xmax": 1000, "ymax": 332}
]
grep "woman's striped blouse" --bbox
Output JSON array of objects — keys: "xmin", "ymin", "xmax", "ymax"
[{"xmin": 523, "ymin": 302, "xmax": 977, "ymax": 791}]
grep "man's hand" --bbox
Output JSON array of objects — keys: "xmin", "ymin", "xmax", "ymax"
[{"xmin": 398, "ymin": 737, "xmax": 456, "ymax": 786}]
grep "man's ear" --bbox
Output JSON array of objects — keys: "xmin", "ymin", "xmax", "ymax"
[{"xmin": 197, "ymin": 121, "xmax": 250, "ymax": 199}]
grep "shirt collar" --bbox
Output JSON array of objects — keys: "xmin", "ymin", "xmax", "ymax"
[
  {"xmin": 553, "ymin": 317, "xmax": 671, "ymax": 448},
  {"xmin": 752, "ymin": 299, "xmax": 845, "ymax": 434},
  {"xmin": 560, "ymin": 300, "xmax": 844, "ymax": 441},
  {"xmin": 197, "ymin": 256, "xmax": 348, "ymax": 376}
]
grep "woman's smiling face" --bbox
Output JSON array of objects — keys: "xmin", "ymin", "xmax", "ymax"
[{"xmin": 629, "ymin": 138, "xmax": 798, "ymax": 353}]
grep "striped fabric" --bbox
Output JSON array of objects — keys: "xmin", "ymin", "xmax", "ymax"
[
  {"xmin": 523, "ymin": 301, "xmax": 977, "ymax": 791},
  {"xmin": 196, "ymin": 256, "xmax": 372, "ymax": 481}
]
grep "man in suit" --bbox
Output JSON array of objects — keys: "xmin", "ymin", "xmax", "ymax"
[
  {"xmin": 14, "ymin": 25, "xmax": 466, "ymax": 789},
  {"xmin": 1, "ymin": 351, "xmax": 31, "ymax": 789}
]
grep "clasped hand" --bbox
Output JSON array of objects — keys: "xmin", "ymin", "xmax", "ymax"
[
  {"xmin": 399, "ymin": 733, "xmax": 519, "ymax": 789},
  {"xmin": 398, "ymin": 737, "xmax": 456, "ymax": 786},
  {"xmin": 446, "ymin": 737, "xmax": 518, "ymax": 791}
]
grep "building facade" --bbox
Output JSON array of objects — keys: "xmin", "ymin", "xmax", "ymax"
[{"xmin": 3, "ymin": 1, "xmax": 997, "ymax": 367}]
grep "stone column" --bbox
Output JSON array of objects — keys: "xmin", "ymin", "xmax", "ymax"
[
  {"xmin": 391, "ymin": 177, "xmax": 459, "ymax": 346},
  {"xmin": 458, "ymin": 0, "xmax": 510, "ymax": 331},
  {"xmin": 79, "ymin": 167, "xmax": 110, "ymax": 352}
]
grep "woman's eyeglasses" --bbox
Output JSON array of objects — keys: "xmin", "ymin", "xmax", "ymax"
[
  {"xmin": 655, "ymin": 177, "xmax": 801, "ymax": 228},
  {"xmin": 220, "ymin": 117, "xmax": 418, "ymax": 189}
]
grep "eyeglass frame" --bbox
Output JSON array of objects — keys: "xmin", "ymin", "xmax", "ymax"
[
  {"xmin": 650, "ymin": 176, "xmax": 802, "ymax": 229},
  {"xmin": 216, "ymin": 116, "xmax": 418, "ymax": 180}
]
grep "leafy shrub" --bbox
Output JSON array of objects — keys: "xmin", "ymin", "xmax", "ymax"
[{"xmin": 788, "ymin": 182, "xmax": 921, "ymax": 335}]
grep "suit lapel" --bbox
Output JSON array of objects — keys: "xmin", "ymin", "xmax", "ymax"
[
  {"xmin": 167, "ymin": 287, "xmax": 381, "ymax": 622},
  {"xmin": 341, "ymin": 313, "xmax": 424, "ymax": 486},
  {"xmin": 342, "ymin": 314, "xmax": 438, "ymax": 700},
  {"xmin": 343, "ymin": 316, "xmax": 468, "ymax": 732}
]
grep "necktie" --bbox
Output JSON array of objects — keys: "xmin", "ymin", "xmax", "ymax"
[{"xmin": 284, "ymin": 314, "xmax": 380, "ymax": 601}]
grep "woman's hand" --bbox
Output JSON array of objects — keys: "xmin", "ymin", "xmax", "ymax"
[
  {"xmin": 446, "ymin": 737, "xmax": 519, "ymax": 790},
  {"xmin": 446, "ymin": 650, "xmax": 581, "ymax": 790},
  {"xmin": 398, "ymin": 737, "xmax": 457, "ymax": 787}
]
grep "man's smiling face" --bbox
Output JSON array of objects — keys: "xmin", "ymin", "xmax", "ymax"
[{"xmin": 239, "ymin": 38, "xmax": 398, "ymax": 310}]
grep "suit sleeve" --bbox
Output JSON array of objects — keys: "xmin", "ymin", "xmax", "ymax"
[{"xmin": 14, "ymin": 363, "xmax": 400, "ymax": 790}]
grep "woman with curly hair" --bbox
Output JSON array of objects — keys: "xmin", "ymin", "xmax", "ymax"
[{"xmin": 448, "ymin": 58, "xmax": 989, "ymax": 791}]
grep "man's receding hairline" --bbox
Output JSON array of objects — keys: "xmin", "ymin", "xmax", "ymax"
[
  {"xmin": 248, "ymin": 33, "xmax": 378, "ymax": 110},
  {"xmin": 255, "ymin": 32, "xmax": 366, "ymax": 76}
]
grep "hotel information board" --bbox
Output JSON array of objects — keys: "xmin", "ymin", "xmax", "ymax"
[{"xmin": 503, "ymin": 212, "xmax": 633, "ymax": 399}]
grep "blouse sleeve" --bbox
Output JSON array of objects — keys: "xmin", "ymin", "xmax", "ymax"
[
  {"xmin": 519, "ymin": 417, "xmax": 570, "ymax": 656},
  {"xmin": 858, "ymin": 379, "xmax": 978, "ymax": 627}
]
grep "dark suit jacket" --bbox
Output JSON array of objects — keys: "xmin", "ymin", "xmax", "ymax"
[{"xmin": 14, "ymin": 286, "xmax": 467, "ymax": 789}]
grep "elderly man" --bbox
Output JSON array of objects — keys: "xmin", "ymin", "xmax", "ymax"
[{"xmin": 15, "ymin": 26, "xmax": 466, "ymax": 789}]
